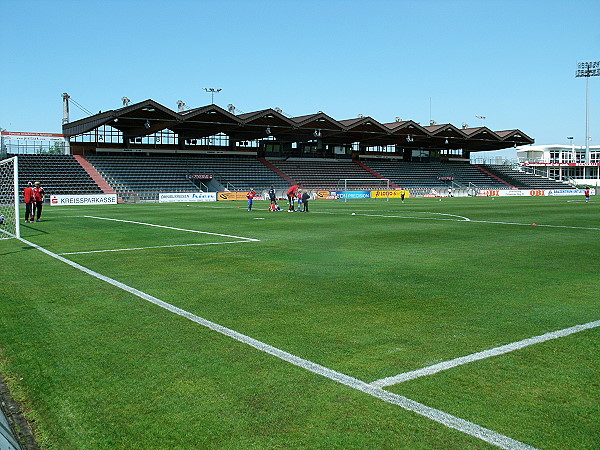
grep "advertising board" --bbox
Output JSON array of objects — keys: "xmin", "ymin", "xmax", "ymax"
[
  {"xmin": 477, "ymin": 189, "xmax": 593, "ymax": 197},
  {"xmin": 371, "ymin": 190, "xmax": 410, "ymax": 199},
  {"xmin": 330, "ymin": 190, "xmax": 371, "ymax": 200},
  {"xmin": 50, "ymin": 194, "xmax": 118, "ymax": 206},
  {"xmin": 217, "ymin": 192, "xmax": 264, "ymax": 201},
  {"xmin": 159, "ymin": 192, "xmax": 217, "ymax": 203}
]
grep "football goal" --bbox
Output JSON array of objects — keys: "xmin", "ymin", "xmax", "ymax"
[
  {"xmin": 335, "ymin": 178, "xmax": 391, "ymax": 202},
  {"xmin": 0, "ymin": 156, "xmax": 20, "ymax": 239}
]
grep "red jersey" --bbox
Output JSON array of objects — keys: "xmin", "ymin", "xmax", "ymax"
[
  {"xmin": 23, "ymin": 186, "xmax": 34, "ymax": 203},
  {"xmin": 33, "ymin": 187, "xmax": 45, "ymax": 202},
  {"xmin": 246, "ymin": 190, "xmax": 256, "ymax": 199},
  {"xmin": 287, "ymin": 185, "xmax": 299, "ymax": 196}
]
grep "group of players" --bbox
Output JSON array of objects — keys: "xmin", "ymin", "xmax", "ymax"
[
  {"xmin": 245, "ymin": 184, "xmax": 310, "ymax": 212},
  {"xmin": 23, "ymin": 181, "xmax": 45, "ymax": 222}
]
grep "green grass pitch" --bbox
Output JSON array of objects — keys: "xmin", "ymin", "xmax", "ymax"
[{"xmin": 0, "ymin": 196, "xmax": 598, "ymax": 449}]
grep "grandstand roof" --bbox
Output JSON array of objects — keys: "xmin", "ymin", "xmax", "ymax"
[{"xmin": 62, "ymin": 99, "xmax": 534, "ymax": 151}]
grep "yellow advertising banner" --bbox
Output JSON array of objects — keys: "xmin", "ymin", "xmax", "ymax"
[
  {"xmin": 370, "ymin": 190, "xmax": 410, "ymax": 199},
  {"xmin": 217, "ymin": 191, "xmax": 248, "ymax": 201}
]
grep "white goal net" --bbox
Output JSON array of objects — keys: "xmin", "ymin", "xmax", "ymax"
[
  {"xmin": 335, "ymin": 178, "xmax": 391, "ymax": 202},
  {"xmin": 0, "ymin": 156, "xmax": 19, "ymax": 239}
]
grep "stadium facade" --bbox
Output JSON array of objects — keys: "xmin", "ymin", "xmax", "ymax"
[
  {"xmin": 55, "ymin": 98, "xmax": 533, "ymax": 162},
  {"xmin": 516, "ymin": 144, "xmax": 600, "ymax": 186}
]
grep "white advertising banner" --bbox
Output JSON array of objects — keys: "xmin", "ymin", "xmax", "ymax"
[
  {"xmin": 546, "ymin": 188, "xmax": 595, "ymax": 196},
  {"xmin": 50, "ymin": 194, "xmax": 118, "ymax": 206},
  {"xmin": 159, "ymin": 192, "xmax": 217, "ymax": 203},
  {"xmin": 477, "ymin": 189, "xmax": 593, "ymax": 197},
  {"xmin": 1, "ymin": 131, "xmax": 66, "ymax": 142}
]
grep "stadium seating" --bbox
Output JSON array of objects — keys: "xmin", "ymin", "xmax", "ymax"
[
  {"xmin": 268, "ymin": 159, "xmax": 380, "ymax": 189},
  {"xmin": 14, "ymin": 154, "xmax": 103, "ymax": 199},
  {"xmin": 12, "ymin": 154, "xmax": 574, "ymax": 203},
  {"xmin": 362, "ymin": 160, "xmax": 510, "ymax": 190},
  {"xmin": 86, "ymin": 155, "xmax": 290, "ymax": 201},
  {"xmin": 479, "ymin": 165, "xmax": 571, "ymax": 189}
]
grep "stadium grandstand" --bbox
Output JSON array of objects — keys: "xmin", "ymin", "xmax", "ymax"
[{"xmin": 6, "ymin": 96, "xmax": 583, "ymax": 201}]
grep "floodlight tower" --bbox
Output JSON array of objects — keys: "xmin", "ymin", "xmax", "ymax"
[
  {"xmin": 203, "ymin": 88, "xmax": 222, "ymax": 104},
  {"xmin": 576, "ymin": 61, "xmax": 600, "ymax": 160},
  {"xmin": 62, "ymin": 93, "xmax": 71, "ymax": 155}
]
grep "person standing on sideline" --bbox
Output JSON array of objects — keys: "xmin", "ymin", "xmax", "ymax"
[
  {"xmin": 287, "ymin": 184, "xmax": 300, "ymax": 212},
  {"xmin": 23, "ymin": 182, "xmax": 35, "ymax": 223},
  {"xmin": 585, "ymin": 187, "xmax": 590, "ymax": 203},
  {"xmin": 32, "ymin": 181, "xmax": 45, "ymax": 222},
  {"xmin": 296, "ymin": 188, "xmax": 303, "ymax": 211},
  {"xmin": 246, "ymin": 188, "xmax": 256, "ymax": 211},
  {"xmin": 301, "ymin": 190, "xmax": 310, "ymax": 212},
  {"xmin": 268, "ymin": 184, "xmax": 277, "ymax": 210},
  {"xmin": 400, "ymin": 188, "xmax": 405, "ymax": 203}
]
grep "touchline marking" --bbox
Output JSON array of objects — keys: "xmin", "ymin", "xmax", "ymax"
[
  {"xmin": 468, "ymin": 219, "xmax": 600, "ymax": 231},
  {"xmin": 315, "ymin": 211, "xmax": 471, "ymax": 221},
  {"xmin": 58, "ymin": 240, "xmax": 253, "ymax": 255},
  {"xmin": 84, "ymin": 215, "xmax": 260, "ymax": 241},
  {"xmin": 314, "ymin": 211, "xmax": 600, "ymax": 230},
  {"xmin": 371, "ymin": 320, "xmax": 600, "ymax": 388},
  {"xmin": 360, "ymin": 212, "xmax": 471, "ymax": 221},
  {"xmin": 19, "ymin": 235, "xmax": 535, "ymax": 450}
]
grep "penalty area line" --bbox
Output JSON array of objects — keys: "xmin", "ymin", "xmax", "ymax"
[
  {"xmin": 19, "ymin": 236, "xmax": 535, "ymax": 450},
  {"xmin": 83, "ymin": 215, "xmax": 260, "ymax": 241},
  {"xmin": 58, "ymin": 240, "xmax": 254, "ymax": 255},
  {"xmin": 371, "ymin": 320, "xmax": 600, "ymax": 387}
]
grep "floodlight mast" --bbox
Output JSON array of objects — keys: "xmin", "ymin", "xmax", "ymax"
[
  {"xmin": 203, "ymin": 88, "xmax": 222, "ymax": 104},
  {"xmin": 62, "ymin": 93, "xmax": 71, "ymax": 155},
  {"xmin": 576, "ymin": 61, "xmax": 600, "ymax": 159}
]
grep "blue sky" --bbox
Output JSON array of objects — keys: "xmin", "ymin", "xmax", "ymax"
[{"xmin": 1, "ymin": 0, "xmax": 599, "ymax": 156}]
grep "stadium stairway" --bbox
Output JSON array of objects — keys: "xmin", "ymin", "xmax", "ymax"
[
  {"xmin": 258, "ymin": 158, "xmax": 296, "ymax": 184},
  {"xmin": 73, "ymin": 155, "xmax": 123, "ymax": 203},
  {"xmin": 471, "ymin": 164, "xmax": 515, "ymax": 188}
]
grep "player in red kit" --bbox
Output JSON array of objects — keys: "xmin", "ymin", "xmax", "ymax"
[
  {"xmin": 23, "ymin": 182, "xmax": 35, "ymax": 223},
  {"xmin": 246, "ymin": 188, "xmax": 256, "ymax": 211},
  {"xmin": 32, "ymin": 181, "xmax": 45, "ymax": 222},
  {"xmin": 287, "ymin": 184, "xmax": 300, "ymax": 212}
]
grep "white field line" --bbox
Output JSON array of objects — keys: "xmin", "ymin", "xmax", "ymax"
[
  {"xmin": 315, "ymin": 211, "xmax": 470, "ymax": 221},
  {"xmin": 83, "ymin": 216, "xmax": 260, "ymax": 241},
  {"xmin": 371, "ymin": 320, "xmax": 600, "ymax": 388},
  {"xmin": 58, "ymin": 240, "xmax": 253, "ymax": 255},
  {"xmin": 315, "ymin": 211, "xmax": 600, "ymax": 230},
  {"xmin": 468, "ymin": 220, "xmax": 600, "ymax": 231},
  {"xmin": 19, "ymin": 235, "xmax": 536, "ymax": 450},
  {"xmin": 359, "ymin": 212, "xmax": 471, "ymax": 221}
]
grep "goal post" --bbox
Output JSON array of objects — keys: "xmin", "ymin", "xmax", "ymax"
[
  {"xmin": 0, "ymin": 156, "xmax": 20, "ymax": 240},
  {"xmin": 336, "ymin": 178, "xmax": 391, "ymax": 202}
]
